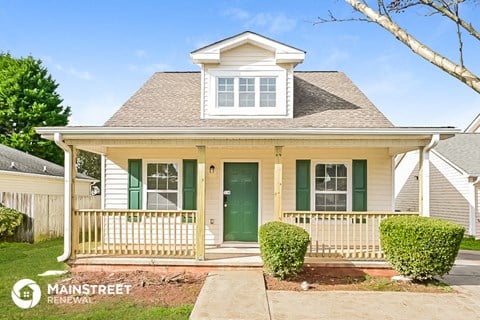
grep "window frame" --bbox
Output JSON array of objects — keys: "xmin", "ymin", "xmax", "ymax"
[
  {"xmin": 311, "ymin": 160, "xmax": 352, "ymax": 212},
  {"xmin": 142, "ymin": 160, "xmax": 183, "ymax": 211},
  {"xmin": 208, "ymin": 70, "xmax": 286, "ymax": 117}
]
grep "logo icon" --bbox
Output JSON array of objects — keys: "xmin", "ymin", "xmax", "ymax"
[{"xmin": 11, "ymin": 279, "xmax": 41, "ymax": 309}]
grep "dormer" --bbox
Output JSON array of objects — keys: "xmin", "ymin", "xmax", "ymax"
[{"xmin": 190, "ymin": 32, "xmax": 305, "ymax": 119}]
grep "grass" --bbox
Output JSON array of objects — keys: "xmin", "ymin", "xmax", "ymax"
[
  {"xmin": 460, "ymin": 236, "xmax": 480, "ymax": 251},
  {"xmin": 358, "ymin": 275, "xmax": 453, "ymax": 293},
  {"xmin": 0, "ymin": 238, "xmax": 193, "ymax": 320}
]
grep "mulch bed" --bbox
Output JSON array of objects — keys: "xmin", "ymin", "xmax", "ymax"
[
  {"xmin": 55, "ymin": 270, "xmax": 207, "ymax": 307},
  {"xmin": 265, "ymin": 265, "xmax": 450, "ymax": 293}
]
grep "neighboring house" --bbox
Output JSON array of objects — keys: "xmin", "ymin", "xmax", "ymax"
[
  {"xmin": 36, "ymin": 32, "xmax": 457, "ymax": 263},
  {"xmin": 396, "ymin": 114, "xmax": 480, "ymax": 238},
  {"xmin": 0, "ymin": 143, "xmax": 97, "ymax": 241},
  {"xmin": 0, "ymin": 144, "xmax": 94, "ymax": 195}
]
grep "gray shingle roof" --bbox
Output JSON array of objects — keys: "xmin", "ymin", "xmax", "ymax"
[
  {"xmin": 104, "ymin": 71, "xmax": 393, "ymax": 128},
  {"xmin": 0, "ymin": 144, "xmax": 93, "ymax": 180},
  {"xmin": 434, "ymin": 134, "xmax": 480, "ymax": 175}
]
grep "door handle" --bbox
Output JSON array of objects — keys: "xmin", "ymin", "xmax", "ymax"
[{"xmin": 223, "ymin": 195, "xmax": 228, "ymax": 207}]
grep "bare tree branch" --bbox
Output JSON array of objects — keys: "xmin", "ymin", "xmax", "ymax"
[
  {"xmin": 344, "ymin": 0, "xmax": 480, "ymax": 93},
  {"xmin": 453, "ymin": 2, "xmax": 465, "ymax": 67},
  {"xmin": 420, "ymin": 0, "xmax": 480, "ymax": 41}
]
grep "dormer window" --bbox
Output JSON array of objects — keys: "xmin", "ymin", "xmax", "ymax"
[
  {"xmin": 191, "ymin": 31, "xmax": 305, "ymax": 119},
  {"xmin": 217, "ymin": 76, "xmax": 277, "ymax": 109}
]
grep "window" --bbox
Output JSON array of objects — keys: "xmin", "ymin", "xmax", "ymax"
[
  {"xmin": 260, "ymin": 77, "xmax": 276, "ymax": 107},
  {"xmin": 314, "ymin": 164, "xmax": 347, "ymax": 211},
  {"xmin": 216, "ymin": 77, "xmax": 276, "ymax": 108},
  {"xmin": 239, "ymin": 78, "xmax": 255, "ymax": 107},
  {"xmin": 146, "ymin": 163, "xmax": 179, "ymax": 210},
  {"xmin": 217, "ymin": 78, "xmax": 234, "ymax": 107}
]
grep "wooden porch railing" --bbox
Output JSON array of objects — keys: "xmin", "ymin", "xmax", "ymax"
[
  {"xmin": 72, "ymin": 210, "xmax": 197, "ymax": 257},
  {"xmin": 283, "ymin": 211, "xmax": 419, "ymax": 260}
]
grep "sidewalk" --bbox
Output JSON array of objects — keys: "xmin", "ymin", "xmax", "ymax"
[{"xmin": 190, "ymin": 250, "xmax": 480, "ymax": 320}]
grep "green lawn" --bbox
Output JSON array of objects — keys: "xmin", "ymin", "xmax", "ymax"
[
  {"xmin": 460, "ymin": 236, "xmax": 480, "ymax": 251},
  {"xmin": 0, "ymin": 238, "xmax": 192, "ymax": 320}
]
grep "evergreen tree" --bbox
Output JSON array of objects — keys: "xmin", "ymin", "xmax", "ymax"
[{"xmin": 0, "ymin": 53, "xmax": 71, "ymax": 164}]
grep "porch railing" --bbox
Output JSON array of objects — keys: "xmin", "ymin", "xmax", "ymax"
[
  {"xmin": 72, "ymin": 210, "xmax": 197, "ymax": 257},
  {"xmin": 283, "ymin": 211, "xmax": 419, "ymax": 260}
]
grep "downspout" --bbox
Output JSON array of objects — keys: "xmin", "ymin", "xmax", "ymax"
[
  {"xmin": 420, "ymin": 133, "xmax": 440, "ymax": 217},
  {"xmin": 54, "ymin": 132, "xmax": 72, "ymax": 262},
  {"xmin": 469, "ymin": 176, "xmax": 480, "ymax": 236}
]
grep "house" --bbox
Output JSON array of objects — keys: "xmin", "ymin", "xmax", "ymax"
[
  {"xmin": 36, "ymin": 32, "xmax": 457, "ymax": 263},
  {"xmin": 395, "ymin": 113, "xmax": 480, "ymax": 238},
  {"xmin": 0, "ymin": 143, "xmax": 98, "ymax": 241}
]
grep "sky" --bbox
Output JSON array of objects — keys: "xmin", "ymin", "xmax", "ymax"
[{"xmin": 1, "ymin": 0, "xmax": 479, "ymax": 130}]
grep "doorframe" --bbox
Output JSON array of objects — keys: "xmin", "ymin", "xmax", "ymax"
[{"xmin": 219, "ymin": 159, "xmax": 262, "ymax": 243}]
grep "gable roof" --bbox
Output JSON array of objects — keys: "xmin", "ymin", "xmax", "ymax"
[
  {"xmin": 0, "ymin": 144, "xmax": 94, "ymax": 180},
  {"xmin": 434, "ymin": 134, "xmax": 480, "ymax": 176},
  {"xmin": 190, "ymin": 31, "xmax": 305, "ymax": 65},
  {"xmin": 465, "ymin": 113, "xmax": 480, "ymax": 133},
  {"xmin": 104, "ymin": 71, "xmax": 393, "ymax": 128}
]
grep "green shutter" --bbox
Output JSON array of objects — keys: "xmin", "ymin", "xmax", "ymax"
[
  {"xmin": 352, "ymin": 160, "xmax": 367, "ymax": 211},
  {"xmin": 296, "ymin": 160, "xmax": 311, "ymax": 211},
  {"xmin": 183, "ymin": 159, "xmax": 197, "ymax": 210},
  {"xmin": 128, "ymin": 159, "xmax": 142, "ymax": 209}
]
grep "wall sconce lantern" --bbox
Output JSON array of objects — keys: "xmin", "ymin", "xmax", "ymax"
[{"xmin": 209, "ymin": 165, "xmax": 215, "ymax": 174}]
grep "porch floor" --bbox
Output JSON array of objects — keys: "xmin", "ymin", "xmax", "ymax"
[{"xmin": 70, "ymin": 245, "xmax": 390, "ymax": 269}]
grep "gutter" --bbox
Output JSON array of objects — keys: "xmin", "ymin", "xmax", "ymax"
[
  {"xmin": 420, "ymin": 134, "xmax": 440, "ymax": 217},
  {"xmin": 54, "ymin": 132, "xmax": 72, "ymax": 262}
]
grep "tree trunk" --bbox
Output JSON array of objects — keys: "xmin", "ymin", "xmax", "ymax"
[{"xmin": 345, "ymin": 0, "xmax": 480, "ymax": 94}]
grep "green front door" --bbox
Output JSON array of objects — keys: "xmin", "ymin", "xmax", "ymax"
[{"xmin": 223, "ymin": 163, "xmax": 258, "ymax": 242}]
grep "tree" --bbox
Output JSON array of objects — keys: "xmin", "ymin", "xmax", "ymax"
[
  {"xmin": 77, "ymin": 150, "xmax": 101, "ymax": 180},
  {"xmin": 0, "ymin": 53, "xmax": 71, "ymax": 164},
  {"xmin": 319, "ymin": 1, "xmax": 480, "ymax": 94}
]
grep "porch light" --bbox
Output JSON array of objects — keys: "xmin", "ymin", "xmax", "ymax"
[{"xmin": 209, "ymin": 165, "xmax": 215, "ymax": 174}]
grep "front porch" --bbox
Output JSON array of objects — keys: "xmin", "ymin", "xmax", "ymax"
[{"xmin": 70, "ymin": 209, "xmax": 418, "ymax": 265}]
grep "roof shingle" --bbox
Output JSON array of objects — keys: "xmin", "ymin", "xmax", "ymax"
[
  {"xmin": 434, "ymin": 134, "xmax": 480, "ymax": 175},
  {"xmin": 104, "ymin": 71, "xmax": 393, "ymax": 128}
]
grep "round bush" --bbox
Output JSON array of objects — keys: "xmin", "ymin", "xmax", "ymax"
[
  {"xmin": 0, "ymin": 207, "xmax": 24, "ymax": 240},
  {"xmin": 259, "ymin": 221, "xmax": 310, "ymax": 279},
  {"xmin": 380, "ymin": 216, "xmax": 464, "ymax": 280}
]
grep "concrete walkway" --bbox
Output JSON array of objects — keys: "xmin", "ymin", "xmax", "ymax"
[
  {"xmin": 190, "ymin": 250, "xmax": 480, "ymax": 320},
  {"xmin": 189, "ymin": 270, "xmax": 269, "ymax": 320}
]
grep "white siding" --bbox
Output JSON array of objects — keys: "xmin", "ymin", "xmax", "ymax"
[
  {"xmin": 0, "ymin": 172, "xmax": 91, "ymax": 196},
  {"xmin": 395, "ymin": 151, "xmax": 420, "ymax": 212},
  {"xmin": 430, "ymin": 153, "xmax": 471, "ymax": 231},
  {"xmin": 202, "ymin": 43, "xmax": 293, "ymax": 119},
  {"xmin": 103, "ymin": 146, "xmax": 394, "ymax": 245},
  {"xmin": 104, "ymin": 159, "xmax": 128, "ymax": 209}
]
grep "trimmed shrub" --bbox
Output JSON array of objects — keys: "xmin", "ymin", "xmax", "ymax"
[
  {"xmin": 259, "ymin": 221, "xmax": 310, "ymax": 279},
  {"xmin": 0, "ymin": 207, "xmax": 24, "ymax": 240},
  {"xmin": 380, "ymin": 216, "xmax": 464, "ymax": 280}
]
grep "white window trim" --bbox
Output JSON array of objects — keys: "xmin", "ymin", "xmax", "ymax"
[
  {"xmin": 207, "ymin": 70, "xmax": 287, "ymax": 117},
  {"xmin": 311, "ymin": 160, "xmax": 352, "ymax": 212},
  {"xmin": 142, "ymin": 159, "xmax": 183, "ymax": 211}
]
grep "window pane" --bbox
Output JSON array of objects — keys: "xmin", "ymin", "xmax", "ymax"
[
  {"xmin": 147, "ymin": 192, "xmax": 178, "ymax": 210},
  {"xmin": 315, "ymin": 177, "xmax": 325, "ymax": 191},
  {"xmin": 325, "ymin": 194, "xmax": 335, "ymax": 205},
  {"xmin": 326, "ymin": 178, "xmax": 336, "ymax": 191},
  {"xmin": 167, "ymin": 164, "xmax": 178, "ymax": 190},
  {"xmin": 336, "ymin": 194, "xmax": 347, "ymax": 208},
  {"xmin": 239, "ymin": 78, "xmax": 254, "ymax": 91},
  {"xmin": 260, "ymin": 78, "xmax": 276, "ymax": 107},
  {"xmin": 337, "ymin": 178, "xmax": 347, "ymax": 191},
  {"xmin": 218, "ymin": 78, "xmax": 234, "ymax": 107},
  {"xmin": 337, "ymin": 165, "xmax": 347, "ymax": 177},
  {"xmin": 326, "ymin": 165, "xmax": 336, "ymax": 178},
  {"xmin": 315, "ymin": 164, "xmax": 326, "ymax": 178},
  {"xmin": 239, "ymin": 93, "xmax": 255, "ymax": 107}
]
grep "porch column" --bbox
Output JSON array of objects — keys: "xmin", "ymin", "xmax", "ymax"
[
  {"xmin": 196, "ymin": 145, "xmax": 206, "ymax": 260},
  {"xmin": 418, "ymin": 146, "xmax": 430, "ymax": 217},
  {"xmin": 70, "ymin": 146, "xmax": 78, "ymax": 259},
  {"xmin": 274, "ymin": 146, "xmax": 283, "ymax": 221}
]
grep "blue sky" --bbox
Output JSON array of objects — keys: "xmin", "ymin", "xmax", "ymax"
[{"xmin": 1, "ymin": 0, "xmax": 479, "ymax": 129}]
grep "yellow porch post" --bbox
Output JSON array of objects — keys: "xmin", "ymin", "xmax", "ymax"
[
  {"xmin": 196, "ymin": 145, "xmax": 206, "ymax": 260},
  {"xmin": 274, "ymin": 146, "xmax": 283, "ymax": 221}
]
